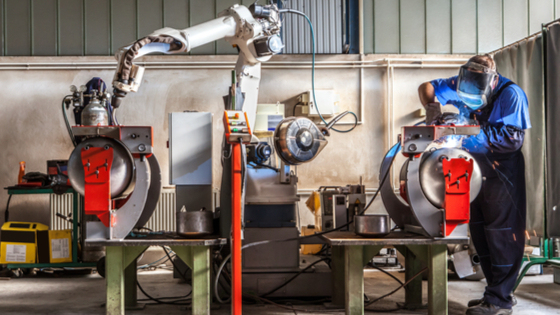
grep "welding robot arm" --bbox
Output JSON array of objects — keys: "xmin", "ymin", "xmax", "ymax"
[{"xmin": 110, "ymin": 3, "xmax": 283, "ymax": 127}]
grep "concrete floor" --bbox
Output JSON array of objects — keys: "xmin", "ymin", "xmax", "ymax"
[{"xmin": 0, "ymin": 267, "xmax": 559, "ymax": 315}]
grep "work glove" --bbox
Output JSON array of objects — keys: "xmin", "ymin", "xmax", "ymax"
[
  {"xmin": 431, "ymin": 112, "xmax": 468, "ymax": 126},
  {"xmin": 425, "ymin": 102, "xmax": 442, "ymax": 125}
]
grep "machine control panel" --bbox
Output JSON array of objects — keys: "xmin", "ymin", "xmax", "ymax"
[
  {"xmin": 119, "ymin": 126, "xmax": 154, "ymax": 155},
  {"xmin": 71, "ymin": 126, "xmax": 153, "ymax": 155},
  {"xmin": 223, "ymin": 110, "xmax": 252, "ymax": 144}
]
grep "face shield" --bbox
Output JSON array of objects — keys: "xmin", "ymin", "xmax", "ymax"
[{"xmin": 456, "ymin": 62, "xmax": 497, "ymax": 110}]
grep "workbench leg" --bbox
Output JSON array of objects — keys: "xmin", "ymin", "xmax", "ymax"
[
  {"xmin": 106, "ymin": 246, "xmax": 125, "ymax": 315},
  {"xmin": 404, "ymin": 246, "xmax": 424, "ymax": 309},
  {"xmin": 124, "ymin": 260, "xmax": 144, "ymax": 310},
  {"xmin": 428, "ymin": 245, "xmax": 447, "ymax": 315},
  {"xmin": 345, "ymin": 245, "xmax": 364, "ymax": 315},
  {"xmin": 330, "ymin": 246, "xmax": 345, "ymax": 307},
  {"xmin": 191, "ymin": 246, "xmax": 211, "ymax": 315}
]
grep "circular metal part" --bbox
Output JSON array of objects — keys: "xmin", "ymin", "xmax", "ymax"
[
  {"xmin": 354, "ymin": 215, "xmax": 391, "ymax": 238},
  {"xmin": 68, "ymin": 137, "xmax": 135, "ymax": 198},
  {"xmin": 274, "ymin": 117, "xmax": 328, "ymax": 165},
  {"xmin": 176, "ymin": 211, "xmax": 213, "ymax": 237},
  {"xmin": 418, "ymin": 148, "xmax": 482, "ymax": 208}
]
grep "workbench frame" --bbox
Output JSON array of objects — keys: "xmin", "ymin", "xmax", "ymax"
[
  {"xmin": 324, "ymin": 232, "xmax": 468, "ymax": 315},
  {"xmin": 86, "ymin": 238, "xmax": 226, "ymax": 315}
]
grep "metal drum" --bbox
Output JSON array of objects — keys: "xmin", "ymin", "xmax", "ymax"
[
  {"xmin": 68, "ymin": 137, "xmax": 135, "ymax": 198},
  {"xmin": 418, "ymin": 147, "xmax": 482, "ymax": 208},
  {"xmin": 176, "ymin": 210, "xmax": 214, "ymax": 237},
  {"xmin": 355, "ymin": 215, "xmax": 390, "ymax": 237},
  {"xmin": 274, "ymin": 117, "xmax": 327, "ymax": 165}
]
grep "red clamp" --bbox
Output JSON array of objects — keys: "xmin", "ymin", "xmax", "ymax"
[
  {"xmin": 81, "ymin": 147, "xmax": 114, "ymax": 227},
  {"xmin": 442, "ymin": 158, "xmax": 473, "ymax": 236}
]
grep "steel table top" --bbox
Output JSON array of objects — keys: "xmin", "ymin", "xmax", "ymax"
[
  {"xmin": 85, "ymin": 235, "xmax": 226, "ymax": 247},
  {"xmin": 321, "ymin": 231, "xmax": 469, "ymax": 246}
]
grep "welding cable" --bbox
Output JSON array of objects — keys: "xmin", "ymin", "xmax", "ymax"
[
  {"xmin": 61, "ymin": 95, "xmax": 77, "ymax": 147},
  {"xmin": 279, "ymin": 9, "xmax": 358, "ymax": 133},
  {"xmin": 367, "ymin": 264, "xmax": 405, "ymax": 289},
  {"xmin": 260, "ymin": 257, "xmax": 331, "ymax": 297},
  {"xmin": 364, "ymin": 267, "xmax": 428, "ymax": 311},
  {"xmin": 4, "ymin": 194, "xmax": 12, "ymax": 222},
  {"xmin": 137, "ymin": 280, "xmax": 191, "ymax": 305}
]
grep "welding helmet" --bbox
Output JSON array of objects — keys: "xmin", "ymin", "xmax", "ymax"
[{"xmin": 456, "ymin": 62, "xmax": 498, "ymax": 110}]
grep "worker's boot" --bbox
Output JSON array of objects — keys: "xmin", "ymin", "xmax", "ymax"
[
  {"xmin": 465, "ymin": 302, "xmax": 512, "ymax": 315},
  {"xmin": 468, "ymin": 296, "xmax": 517, "ymax": 308}
]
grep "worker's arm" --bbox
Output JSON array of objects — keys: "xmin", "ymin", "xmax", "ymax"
[
  {"xmin": 418, "ymin": 82, "xmax": 437, "ymax": 107},
  {"xmin": 463, "ymin": 87, "xmax": 528, "ymax": 154},
  {"xmin": 463, "ymin": 123, "xmax": 525, "ymax": 154}
]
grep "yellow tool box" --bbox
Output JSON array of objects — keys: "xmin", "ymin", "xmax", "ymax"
[{"xmin": 0, "ymin": 222, "xmax": 48, "ymax": 264}]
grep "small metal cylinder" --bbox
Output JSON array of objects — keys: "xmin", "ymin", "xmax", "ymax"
[
  {"xmin": 176, "ymin": 210, "xmax": 213, "ymax": 237},
  {"xmin": 355, "ymin": 215, "xmax": 390, "ymax": 237}
]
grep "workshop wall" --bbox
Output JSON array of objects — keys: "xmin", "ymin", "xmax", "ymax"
[{"xmin": 0, "ymin": 54, "xmax": 463, "ymax": 227}]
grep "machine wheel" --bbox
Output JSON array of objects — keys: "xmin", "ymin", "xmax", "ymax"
[{"xmin": 97, "ymin": 256, "xmax": 106, "ymax": 278}]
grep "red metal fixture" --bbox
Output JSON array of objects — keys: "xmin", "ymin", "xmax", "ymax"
[
  {"xmin": 81, "ymin": 147, "xmax": 114, "ymax": 227},
  {"xmin": 442, "ymin": 158, "xmax": 473, "ymax": 237}
]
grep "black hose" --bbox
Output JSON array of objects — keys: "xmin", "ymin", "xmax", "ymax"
[{"xmin": 61, "ymin": 95, "xmax": 77, "ymax": 147}]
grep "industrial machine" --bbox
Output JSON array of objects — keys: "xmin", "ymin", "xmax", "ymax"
[
  {"xmin": 65, "ymin": 85, "xmax": 162, "ymax": 241},
  {"xmin": 380, "ymin": 125, "xmax": 482, "ymax": 238},
  {"xmin": 319, "ymin": 184, "xmax": 366, "ymax": 232}
]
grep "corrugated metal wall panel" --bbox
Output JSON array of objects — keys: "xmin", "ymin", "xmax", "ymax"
[
  {"xmin": 5, "ymin": 0, "xmax": 31, "ymax": 56},
  {"xmin": 59, "ymin": 0, "xmax": 83, "ymax": 55},
  {"xmin": 451, "ymin": 0, "xmax": 476, "ymax": 54},
  {"xmin": 216, "ymin": 0, "xmax": 237, "ymax": 54},
  {"xmin": 138, "ymin": 0, "xmax": 163, "ymax": 38},
  {"xmin": 164, "ymin": 0, "xmax": 189, "ymax": 29},
  {"xmin": 426, "ymin": 0, "xmax": 451, "ymax": 54},
  {"xmin": 478, "ymin": 0, "xmax": 502, "ymax": 53},
  {"xmin": 530, "ymin": 0, "xmax": 554, "ymax": 34},
  {"xmin": 190, "ymin": 0, "xmax": 215, "ymax": 54},
  {"xmin": 374, "ymin": 0, "xmax": 399, "ymax": 53},
  {"xmin": 32, "ymin": 0, "xmax": 57, "ymax": 56},
  {"xmin": 281, "ymin": 0, "xmax": 343, "ymax": 54},
  {"xmin": 111, "ymin": 0, "xmax": 136, "ymax": 54},
  {"xmin": 363, "ymin": 0, "xmax": 374, "ymax": 53},
  {"xmin": 85, "ymin": 0, "xmax": 110, "ymax": 55},
  {"xmin": 400, "ymin": 0, "xmax": 425, "ymax": 54},
  {"xmin": 504, "ymin": 0, "xmax": 529, "ymax": 46},
  {"xmin": 2, "ymin": 0, "xmax": 560, "ymax": 56}
]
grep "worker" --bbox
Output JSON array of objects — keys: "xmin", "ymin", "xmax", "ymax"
[{"xmin": 418, "ymin": 54, "xmax": 530, "ymax": 315}]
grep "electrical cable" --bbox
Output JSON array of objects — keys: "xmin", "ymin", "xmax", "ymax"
[
  {"xmin": 279, "ymin": 9, "xmax": 358, "ymax": 133},
  {"xmin": 367, "ymin": 264, "xmax": 405, "ymax": 289},
  {"xmin": 137, "ymin": 280, "xmax": 191, "ymax": 305},
  {"xmin": 61, "ymin": 95, "xmax": 77, "ymax": 147},
  {"xmin": 364, "ymin": 267, "xmax": 428, "ymax": 309},
  {"xmin": 260, "ymin": 257, "xmax": 330, "ymax": 297},
  {"xmin": 4, "ymin": 194, "xmax": 12, "ymax": 222}
]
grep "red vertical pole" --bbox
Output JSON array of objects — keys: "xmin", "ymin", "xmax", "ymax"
[{"xmin": 231, "ymin": 143, "xmax": 242, "ymax": 314}]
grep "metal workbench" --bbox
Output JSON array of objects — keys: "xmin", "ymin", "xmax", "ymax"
[
  {"xmin": 86, "ymin": 237, "xmax": 227, "ymax": 315},
  {"xmin": 322, "ymin": 231, "xmax": 468, "ymax": 315}
]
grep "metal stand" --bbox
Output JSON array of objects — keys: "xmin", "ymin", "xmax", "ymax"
[
  {"xmin": 325, "ymin": 232, "xmax": 467, "ymax": 315},
  {"xmin": 231, "ymin": 142, "xmax": 242, "ymax": 315}
]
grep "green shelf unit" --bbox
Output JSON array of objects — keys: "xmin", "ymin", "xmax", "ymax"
[{"xmin": 3, "ymin": 187, "xmax": 93, "ymax": 270}]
